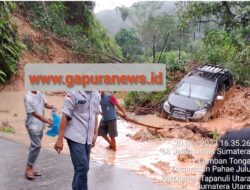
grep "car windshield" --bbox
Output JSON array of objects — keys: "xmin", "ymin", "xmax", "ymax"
[{"xmin": 176, "ymin": 82, "xmax": 214, "ymax": 100}]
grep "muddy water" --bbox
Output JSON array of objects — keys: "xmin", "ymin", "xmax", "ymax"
[
  {"xmin": 0, "ymin": 92, "xmax": 181, "ymax": 169},
  {"xmin": 92, "ymin": 119, "xmax": 160, "ymax": 169},
  {"xmin": 0, "ymin": 92, "xmax": 247, "ymax": 190}
]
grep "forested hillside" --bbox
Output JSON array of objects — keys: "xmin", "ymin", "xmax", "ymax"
[
  {"xmin": 111, "ymin": 1, "xmax": 250, "ymax": 112},
  {"xmin": 0, "ymin": 1, "xmax": 249, "ymax": 93},
  {"xmin": 0, "ymin": 1, "xmax": 123, "ymax": 87}
]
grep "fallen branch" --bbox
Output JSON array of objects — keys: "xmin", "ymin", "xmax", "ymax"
[{"xmin": 116, "ymin": 111, "xmax": 163, "ymax": 130}]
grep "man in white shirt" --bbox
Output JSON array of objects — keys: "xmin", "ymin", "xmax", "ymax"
[
  {"xmin": 54, "ymin": 91, "xmax": 100, "ymax": 190},
  {"xmin": 24, "ymin": 91, "xmax": 55, "ymax": 180}
]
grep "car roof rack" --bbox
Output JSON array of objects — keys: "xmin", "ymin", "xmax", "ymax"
[
  {"xmin": 196, "ymin": 64, "xmax": 224, "ymax": 74},
  {"xmin": 190, "ymin": 64, "xmax": 228, "ymax": 81}
]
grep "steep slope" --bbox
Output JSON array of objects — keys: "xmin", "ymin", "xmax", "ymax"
[{"xmin": 1, "ymin": 15, "xmax": 82, "ymax": 91}]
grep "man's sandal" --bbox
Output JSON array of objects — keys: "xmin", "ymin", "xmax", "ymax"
[
  {"xmin": 25, "ymin": 173, "xmax": 35, "ymax": 180},
  {"xmin": 33, "ymin": 171, "xmax": 42, "ymax": 176}
]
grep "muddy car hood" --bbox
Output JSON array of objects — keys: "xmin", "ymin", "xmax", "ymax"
[{"xmin": 168, "ymin": 93, "xmax": 211, "ymax": 111}]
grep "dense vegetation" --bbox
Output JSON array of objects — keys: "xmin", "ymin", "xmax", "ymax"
[
  {"xmin": 0, "ymin": 0, "xmax": 249, "ymax": 100},
  {"xmin": 114, "ymin": 1, "xmax": 249, "ymax": 84},
  {"xmin": 178, "ymin": 1, "xmax": 250, "ymax": 86},
  {"xmin": 0, "ymin": 2, "xmax": 24, "ymax": 83},
  {"xmin": 115, "ymin": 28, "xmax": 143, "ymax": 62},
  {"xmin": 20, "ymin": 1, "xmax": 122, "ymax": 63},
  {"xmin": 116, "ymin": 2, "xmax": 187, "ymax": 64},
  {"xmin": 120, "ymin": 1, "xmax": 250, "ymax": 112},
  {"xmin": 0, "ymin": 1, "xmax": 125, "ymax": 84}
]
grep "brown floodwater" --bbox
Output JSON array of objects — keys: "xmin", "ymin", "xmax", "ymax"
[
  {"xmin": 0, "ymin": 92, "xmax": 183, "ymax": 169},
  {"xmin": 0, "ymin": 91, "xmax": 248, "ymax": 190}
]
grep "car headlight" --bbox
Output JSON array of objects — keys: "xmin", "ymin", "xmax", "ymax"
[
  {"xmin": 193, "ymin": 109, "xmax": 207, "ymax": 119},
  {"xmin": 163, "ymin": 101, "xmax": 170, "ymax": 113}
]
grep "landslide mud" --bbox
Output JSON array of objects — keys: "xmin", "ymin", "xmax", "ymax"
[
  {"xmin": 1, "ymin": 16, "xmax": 82, "ymax": 92},
  {"xmin": 128, "ymin": 87, "xmax": 250, "ymax": 190},
  {"xmin": 219, "ymin": 87, "xmax": 250, "ymax": 122}
]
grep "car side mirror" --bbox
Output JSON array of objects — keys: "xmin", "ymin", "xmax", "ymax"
[{"xmin": 216, "ymin": 95, "xmax": 224, "ymax": 101}]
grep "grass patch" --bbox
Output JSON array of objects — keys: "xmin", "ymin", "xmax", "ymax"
[
  {"xmin": 209, "ymin": 130, "xmax": 220, "ymax": 141},
  {"xmin": 0, "ymin": 121, "xmax": 16, "ymax": 134},
  {"xmin": 34, "ymin": 44, "xmax": 50, "ymax": 54},
  {"xmin": 124, "ymin": 89, "xmax": 171, "ymax": 114}
]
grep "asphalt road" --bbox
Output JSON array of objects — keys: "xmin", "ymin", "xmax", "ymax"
[{"xmin": 0, "ymin": 138, "xmax": 172, "ymax": 190}]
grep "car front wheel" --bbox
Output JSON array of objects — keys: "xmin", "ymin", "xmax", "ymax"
[
  {"xmin": 202, "ymin": 111, "xmax": 212, "ymax": 122},
  {"xmin": 160, "ymin": 106, "xmax": 170, "ymax": 119}
]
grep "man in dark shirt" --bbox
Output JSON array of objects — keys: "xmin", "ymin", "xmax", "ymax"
[{"xmin": 98, "ymin": 91, "xmax": 127, "ymax": 151}]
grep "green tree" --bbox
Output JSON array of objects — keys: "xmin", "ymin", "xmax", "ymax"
[
  {"xmin": 141, "ymin": 15, "xmax": 178, "ymax": 62},
  {"xmin": 118, "ymin": 2, "xmax": 180, "ymax": 63},
  {"xmin": 115, "ymin": 28, "xmax": 143, "ymax": 62},
  {"xmin": 0, "ymin": 2, "xmax": 24, "ymax": 83},
  {"xmin": 177, "ymin": 1, "xmax": 250, "ymax": 86},
  {"xmin": 176, "ymin": 1, "xmax": 250, "ymax": 32}
]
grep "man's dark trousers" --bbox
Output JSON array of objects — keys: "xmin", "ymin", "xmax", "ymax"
[{"xmin": 67, "ymin": 138, "xmax": 91, "ymax": 190}]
